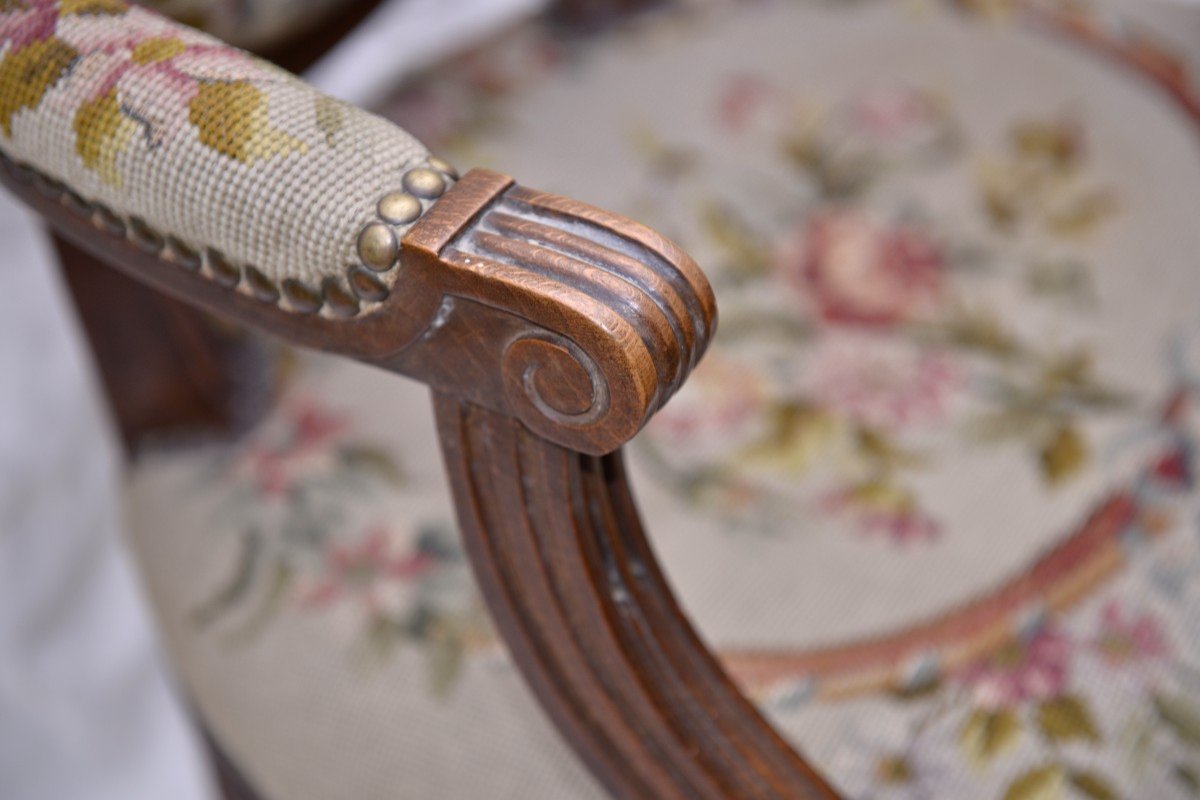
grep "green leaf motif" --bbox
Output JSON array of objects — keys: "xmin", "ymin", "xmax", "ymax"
[
  {"xmin": 890, "ymin": 675, "xmax": 943, "ymax": 702},
  {"xmin": 960, "ymin": 707, "xmax": 1021, "ymax": 768},
  {"xmin": 736, "ymin": 402, "xmax": 839, "ymax": 473},
  {"xmin": 1003, "ymin": 764, "xmax": 1065, "ymax": 800},
  {"xmin": 1174, "ymin": 764, "xmax": 1200, "ymax": 796},
  {"xmin": 222, "ymin": 558, "xmax": 293, "ymax": 646},
  {"xmin": 1040, "ymin": 423, "xmax": 1089, "ymax": 486},
  {"xmin": 190, "ymin": 528, "xmax": 263, "ymax": 628},
  {"xmin": 1037, "ymin": 694, "xmax": 1101, "ymax": 744},
  {"xmin": 1155, "ymin": 694, "xmax": 1200, "ymax": 751},
  {"xmin": 1069, "ymin": 770, "xmax": 1118, "ymax": 800},
  {"xmin": 339, "ymin": 444, "xmax": 404, "ymax": 486},
  {"xmin": 426, "ymin": 623, "xmax": 465, "ymax": 699},
  {"xmin": 698, "ymin": 199, "xmax": 773, "ymax": 278}
]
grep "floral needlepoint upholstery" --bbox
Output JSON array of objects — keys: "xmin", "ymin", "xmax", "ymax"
[
  {"xmin": 0, "ymin": 0, "xmax": 434, "ymax": 299},
  {"xmin": 118, "ymin": 0, "xmax": 1200, "ymax": 798}
]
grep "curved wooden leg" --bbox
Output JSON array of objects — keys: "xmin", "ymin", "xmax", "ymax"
[{"xmin": 435, "ymin": 394, "xmax": 841, "ymax": 800}]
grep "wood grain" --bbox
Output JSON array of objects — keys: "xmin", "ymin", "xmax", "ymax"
[
  {"xmin": 8, "ymin": 162, "xmax": 715, "ymax": 454},
  {"xmin": 436, "ymin": 395, "xmax": 840, "ymax": 800}
]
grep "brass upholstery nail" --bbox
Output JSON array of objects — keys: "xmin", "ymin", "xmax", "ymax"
[
  {"xmin": 94, "ymin": 205, "xmax": 125, "ymax": 236},
  {"xmin": 347, "ymin": 266, "xmax": 390, "ymax": 302},
  {"xmin": 322, "ymin": 277, "xmax": 360, "ymax": 317},
  {"xmin": 377, "ymin": 192, "xmax": 422, "ymax": 225},
  {"xmin": 4, "ymin": 158, "xmax": 33, "ymax": 184},
  {"xmin": 33, "ymin": 174, "xmax": 64, "ymax": 199},
  {"xmin": 428, "ymin": 156, "xmax": 459, "ymax": 180},
  {"xmin": 245, "ymin": 267, "xmax": 280, "ymax": 302},
  {"xmin": 128, "ymin": 217, "xmax": 164, "ymax": 253},
  {"xmin": 207, "ymin": 249, "xmax": 242, "ymax": 287},
  {"xmin": 357, "ymin": 222, "xmax": 398, "ymax": 271},
  {"xmin": 282, "ymin": 278, "xmax": 322, "ymax": 314},
  {"xmin": 402, "ymin": 167, "xmax": 446, "ymax": 199},
  {"xmin": 62, "ymin": 190, "xmax": 93, "ymax": 217},
  {"xmin": 166, "ymin": 237, "xmax": 201, "ymax": 270}
]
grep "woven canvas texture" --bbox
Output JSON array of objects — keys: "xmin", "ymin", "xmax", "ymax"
[{"xmin": 0, "ymin": 1, "xmax": 428, "ymax": 288}]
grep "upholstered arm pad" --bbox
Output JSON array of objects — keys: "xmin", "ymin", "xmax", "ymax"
[
  {"xmin": 0, "ymin": 1, "xmax": 716, "ymax": 455},
  {"xmin": 0, "ymin": 0, "xmax": 448, "ymax": 313}
]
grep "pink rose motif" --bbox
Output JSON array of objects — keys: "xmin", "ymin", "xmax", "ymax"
[
  {"xmin": 851, "ymin": 87, "xmax": 940, "ymax": 142},
  {"xmin": 290, "ymin": 404, "xmax": 346, "ymax": 450},
  {"xmin": 780, "ymin": 209, "xmax": 944, "ymax": 328},
  {"xmin": 959, "ymin": 626, "xmax": 1073, "ymax": 710},
  {"xmin": 807, "ymin": 336, "xmax": 961, "ymax": 432},
  {"xmin": 1148, "ymin": 443, "xmax": 1194, "ymax": 491},
  {"xmin": 231, "ymin": 401, "xmax": 348, "ymax": 498},
  {"xmin": 1092, "ymin": 600, "xmax": 1169, "ymax": 665},
  {"xmin": 716, "ymin": 74, "xmax": 778, "ymax": 132},
  {"xmin": 649, "ymin": 354, "xmax": 769, "ymax": 445},
  {"xmin": 463, "ymin": 35, "xmax": 562, "ymax": 97},
  {"xmin": 51, "ymin": 11, "xmax": 264, "ymax": 149},
  {"xmin": 304, "ymin": 527, "xmax": 435, "ymax": 612},
  {"xmin": 0, "ymin": 0, "xmax": 61, "ymax": 51},
  {"xmin": 821, "ymin": 481, "xmax": 939, "ymax": 545}
]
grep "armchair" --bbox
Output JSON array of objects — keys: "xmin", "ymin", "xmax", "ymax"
[
  {"xmin": 0, "ymin": 2, "xmax": 833, "ymax": 798},
  {"xmin": 6, "ymin": 1, "xmax": 1200, "ymax": 799}
]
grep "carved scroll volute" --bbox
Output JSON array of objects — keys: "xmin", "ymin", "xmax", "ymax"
[{"xmin": 397, "ymin": 169, "xmax": 717, "ymax": 455}]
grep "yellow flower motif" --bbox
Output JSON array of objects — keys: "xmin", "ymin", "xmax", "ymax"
[
  {"xmin": 189, "ymin": 79, "xmax": 306, "ymax": 164},
  {"xmin": 0, "ymin": 36, "xmax": 78, "ymax": 136},
  {"xmin": 873, "ymin": 754, "xmax": 913, "ymax": 786},
  {"xmin": 959, "ymin": 707, "xmax": 1021, "ymax": 768},
  {"xmin": 130, "ymin": 36, "xmax": 186, "ymax": 65},
  {"xmin": 73, "ymin": 86, "xmax": 138, "ymax": 185},
  {"xmin": 59, "ymin": 0, "xmax": 128, "ymax": 15}
]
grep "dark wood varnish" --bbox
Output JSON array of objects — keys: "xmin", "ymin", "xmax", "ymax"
[
  {"xmin": 53, "ymin": 233, "xmax": 267, "ymax": 448},
  {"xmin": 436, "ymin": 396, "xmax": 840, "ymax": 800}
]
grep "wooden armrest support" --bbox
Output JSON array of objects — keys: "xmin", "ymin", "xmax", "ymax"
[
  {"xmin": 5, "ymin": 162, "xmax": 711, "ymax": 454},
  {"xmin": 0, "ymin": 153, "xmax": 837, "ymax": 798},
  {"xmin": 438, "ymin": 399, "xmax": 840, "ymax": 799}
]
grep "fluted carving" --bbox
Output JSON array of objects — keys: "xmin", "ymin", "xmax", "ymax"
[{"xmin": 395, "ymin": 168, "xmax": 716, "ymax": 453}]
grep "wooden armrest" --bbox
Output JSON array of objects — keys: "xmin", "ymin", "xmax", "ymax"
[
  {"xmin": 10, "ymin": 157, "xmax": 839, "ymax": 798},
  {"xmin": 0, "ymin": 4, "xmax": 839, "ymax": 798},
  {"xmin": 11, "ymin": 163, "xmax": 714, "ymax": 454}
]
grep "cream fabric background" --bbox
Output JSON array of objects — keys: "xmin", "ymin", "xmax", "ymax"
[{"xmin": 118, "ymin": 2, "xmax": 1200, "ymax": 798}]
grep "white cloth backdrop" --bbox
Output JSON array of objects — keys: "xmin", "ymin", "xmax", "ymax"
[{"xmin": 0, "ymin": 189, "xmax": 216, "ymax": 800}]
